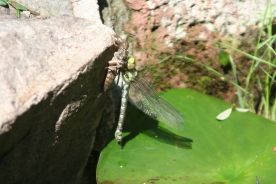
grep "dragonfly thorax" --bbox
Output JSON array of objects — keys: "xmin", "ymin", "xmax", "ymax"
[{"xmin": 123, "ymin": 71, "xmax": 138, "ymax": 83}]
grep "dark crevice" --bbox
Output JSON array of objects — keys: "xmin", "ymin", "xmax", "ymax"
[
  {"xmin": 97, "ymin": 0, "xmax": 108, "ymax": 24},
  {"xmin": 151, "ymin": 26, "xmax": 159, "ymax": 32}
]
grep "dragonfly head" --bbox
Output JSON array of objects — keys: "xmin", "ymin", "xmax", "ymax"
[{"xmin": 127, "ymin": 57, "xmax": 136, "ymax": 70}]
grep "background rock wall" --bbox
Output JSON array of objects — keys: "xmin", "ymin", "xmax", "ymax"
[{"xmin": 122, "ymin": 0, "xmax": 275, "ymax": 66}]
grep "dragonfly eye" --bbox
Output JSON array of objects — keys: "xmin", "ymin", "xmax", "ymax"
[{"xmin": 127, "ymin": 57, "xmax": 136, "ymax": 70}]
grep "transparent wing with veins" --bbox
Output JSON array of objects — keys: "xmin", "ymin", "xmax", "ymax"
[{"xmin": 128, "ymin": 74, "xmax": 184, "ymax": 131}]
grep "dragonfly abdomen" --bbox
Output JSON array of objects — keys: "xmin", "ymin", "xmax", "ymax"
[{"xmin": 115, "ymin": 81, "xmax": 130, "ymax": 142}]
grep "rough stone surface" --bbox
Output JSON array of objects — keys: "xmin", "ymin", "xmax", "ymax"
[
  {"xmin": 0, "ymin": 15, "xmax": 115, "ymax": 184},
  {"xmin": 124, "ymin": 0, "xmax": 276, "ymax": 43},
  {"xmin": 16, "ymin": 0, "xmax": 74, "ymax": 17},
  {"xmin": 93, "ymin": 92, "xmax": 116, "ymax": 152},
  {"xmin": 100, "ymin": 0, "xmax": 131, "ymax": 35},
  {"xmin": 72, "ymin": 0, "xmax": 102, "ymax": 22},
  {"xmin": 7, "ymin": 0, "xmax": 101, "ymax": 22}
]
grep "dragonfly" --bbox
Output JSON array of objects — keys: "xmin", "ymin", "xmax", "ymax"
[{"xmin": 105, "ymin": 35, "xmax": 184, "ymax": 143}]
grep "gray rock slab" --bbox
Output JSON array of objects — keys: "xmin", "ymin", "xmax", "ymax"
[
  {"xmin": 13, "ymin": 0, "xmax": 102, "ymax": 22},
  {"xmin": 0, "ymin": 15, "xmax": 115, "ymax": 184},
  {"xmin": 15, "ymin": 0, "xmax": 74, "ymax": 17}
]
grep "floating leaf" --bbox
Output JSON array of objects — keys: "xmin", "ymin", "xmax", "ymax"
[{"xmin": 97, "ymin": 88, "xmax": 276, "ymax": 183}]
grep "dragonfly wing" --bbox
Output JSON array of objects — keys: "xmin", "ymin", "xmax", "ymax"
[{"xmin": 128, "ymin": 75, "xmax": 184, "ymax": 130}]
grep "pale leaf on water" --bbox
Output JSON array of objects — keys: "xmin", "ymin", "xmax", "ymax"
[
  {"xmin": 235, "ymin": 108, "xmax": 249, "ymax": 112},
  {"xmin": 216, "ymin": 108, "xmax": 232, "ymax": 120}
]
